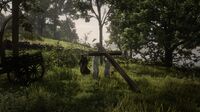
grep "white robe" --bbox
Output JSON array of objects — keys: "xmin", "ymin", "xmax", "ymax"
[{"xmin": 92, "ymin": 56, "xmax": 99, "ymax": 79}]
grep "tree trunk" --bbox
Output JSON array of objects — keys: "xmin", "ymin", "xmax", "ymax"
[
  {"xmin": 130, "ymin": 49, "xmax": 133, "ymax": 58},
  {"xmin": 53, "ymin": 20, "xmax": 57, "ymax": 38},
  {"xmin": 164, "ymin": 48, "xmax": 173, "ymax": 67},
  {"xmin": 12, "ymin": 0, "xmax": 20, "ymax": 56},
  {"xmin": 99, "ymin": 22, "xmax": 103, "ymax": 64},
  {"xmin": 99, "ymin": 23, "xmax": 103, "ymax": 47},
  {"xmin": 38, "ymin": 17, "xmax": 45, "ymax": 36},
  {"xmin": 39, "ymin": 24, "xmax": 44, "ymax": 36}
]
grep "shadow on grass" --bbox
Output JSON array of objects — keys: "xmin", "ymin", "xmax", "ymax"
[
  {"xmin": 114, "ymin": 76, "xmax": 200, "ymax": 112},
  {"xmin": 0, "ymin": 65, "xmax": 200, "ymax": 112}
]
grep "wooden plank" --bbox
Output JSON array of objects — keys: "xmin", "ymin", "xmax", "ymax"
[
  {"xmin": 88, "ymin": 51, "xmax": 122, "ymax": 56},
  {"xmin": 96, "ymin": 44, "xmax": 140, "ymax": 93}
]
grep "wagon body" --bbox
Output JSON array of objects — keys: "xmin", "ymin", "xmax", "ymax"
[{"xmin": 0, "ymin": 52, "xmax": 45, "ymax": 83}]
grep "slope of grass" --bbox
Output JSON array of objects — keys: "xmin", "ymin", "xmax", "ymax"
[
  {"xmin": 0, "ymin": 61, "xmax": 200, "ymax": 112},
  {"xmin": 7, "ymin": 33, "xmax": 90, "ymax": 50},
  {"xmin": 1, "ymin": 40, "xmax": 200, "ymax": 112},
  {"xmin": 29, "ymin": 38, "xmax": 91, "ymax": 50}
]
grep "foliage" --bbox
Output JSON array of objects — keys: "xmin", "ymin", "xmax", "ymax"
[
  {"xmin": 73, "ymin": 0, "xmax": 112, "ymax": 46},
  {"xmin": 0, "ymin": 0, "xmax": 11, "ymax": 12},
  {"xmin": 0, "ymin": 67, "xmax": 80, "ymax": 112},
  {"xmin": 35, "ymin": 0, "xmax": 79, "ymax": 41},
  {"xmin": 1, "ymin": 0, "xmax": 79, "ymax": 42},
  {"xmin": 0, "ymin": 61, "xmax": 200, "ymax": 112},
  {"xmin": 43, "ymin": 43, "xmax": 85, "ymax": 69},
  {"xmin": 20, "ymin": 31, "xmax": 42, "ymax": 41},
  {"xmin": 0, "ymin": 39, "xmax": 200, "ymax": 111},
  {"xmin": 58, "ymin": 18, "xmax": 79, "ymax": 42},
  {"xmin": 109, "ymin": 0, "xmax": 200, "ymax": 67},
  {"xmin": 1, "ymin": 1, "xmax": 200, "ymax": 111}
]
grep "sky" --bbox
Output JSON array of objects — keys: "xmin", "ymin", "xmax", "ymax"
[
  {"xmin": 74, "ymin": 18, "xmax": 110, "ymax": 45},
  {"xmin": 1, "ymin": 2, "xmax": 111, "ymax": 46},
  {"xmin": 2, "ymin": 12, "xmax": 110, "ymax": 45}
]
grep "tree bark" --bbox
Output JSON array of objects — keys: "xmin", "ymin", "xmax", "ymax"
[
  {"xmin": 39, "ymin": 23, "xmax": 44, "ymax": 36},
  {"xmin": 99, "ymin": 23, "xmax": 103, "ymax": 47},
  {"xmin": 164, "ymin": 48, "xmax": 173, "ymax": 67},
  {"xmin": 38, "ymin": 17, "xmax": 45, "ymax": 36},
  {"xmin": 53, "ymin": 19, "xmax": 57, "ymax": 38},
  {"xmin": 130, "ymin": 49, "xmax": 133, "ymax": 58},
  {"xmin": 99, "ymin": 23, "xmax": 103, "ymax": 64},
  {"xmin": 95, "ymin": 0, "xmax": 104, "ymax": 65},
  {"xmin": 12, "ymin": 0, "xmax": 20, "ymax": 56}
]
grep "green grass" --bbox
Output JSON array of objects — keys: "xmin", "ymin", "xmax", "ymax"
[
  {"xmin": 0, "ymin": 61, "xmax": 200, "ymax": 112},
  {"xmin": 1, "ymin": 39, "xmax": 200, "ymax": 112},
  {"xmin": 28, "ymin": 38, "xmax": 91, "ymax": 50}
]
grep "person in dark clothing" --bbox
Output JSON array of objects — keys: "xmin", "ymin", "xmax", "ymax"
[{"xmin": 79, "ymin": 55, "xmax": 90, "ymax": 75}]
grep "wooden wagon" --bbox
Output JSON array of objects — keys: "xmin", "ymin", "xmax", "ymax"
[{"xmin": 0, "ymin": 52, "xmax": 45, "ymax": 84}]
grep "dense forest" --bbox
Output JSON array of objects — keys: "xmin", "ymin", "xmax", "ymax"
[{"xmin": 0, "ymin": 0, "xmax": 200, "ymax": 112}]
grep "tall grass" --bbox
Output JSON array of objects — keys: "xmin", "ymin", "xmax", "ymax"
[{"xmin": 0, "ymin": 51, "xmax": 200, "ymax": 112}]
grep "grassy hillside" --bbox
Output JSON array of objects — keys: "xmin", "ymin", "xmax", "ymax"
[
  {"xmin": 29, "ymin": 38, "xmax": 91, "ymax": 50},
  {"xmin": 0, "ymin": 63, "xmax": 200, "ymax": 112},
  {"xmin": 0, "ymin": 40, "xmax": 200, "ymax": 112}
]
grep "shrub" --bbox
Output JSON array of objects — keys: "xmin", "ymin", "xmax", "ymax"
[{"xmin": 44, "ymin": 47, "xmax": 85, "ymax": 69}]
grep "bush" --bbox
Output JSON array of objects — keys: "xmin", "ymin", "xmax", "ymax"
[
  {"xmin": 44, "ymin": 47, "xmax": 85, "ymax": 69},
  {"xmin": 20, "ymin": 32, "xmax": 42, "ymax": 41}
]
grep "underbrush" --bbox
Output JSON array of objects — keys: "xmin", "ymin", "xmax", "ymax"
[{"xmin": 0, "ymin": 50, "xmax": 200, "ymax": 111}]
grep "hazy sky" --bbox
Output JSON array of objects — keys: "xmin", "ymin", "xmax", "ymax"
[
  {"xmin": 74, "ymin": 18, "xmax": 110, "ymax": 45},
  {"xmin": 2, "ymin": 3, "xmax": 110, "ymax": 45},
  {"xmin": 2, "ymin": 11, "xmax": 110, "ymax": 45}
]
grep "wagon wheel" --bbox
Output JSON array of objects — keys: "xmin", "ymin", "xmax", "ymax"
[
  {"xmin": 7, "ymin": 67, "xmax": 30, "ymax": 84},
  {"xmin": 29, "ymin": 63, "xmax": 44, "ymax": 81}
]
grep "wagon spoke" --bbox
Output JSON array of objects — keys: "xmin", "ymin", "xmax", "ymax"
[{"xmin": 29, "ymin": 63, "xmax": 44, "ymax": 81}]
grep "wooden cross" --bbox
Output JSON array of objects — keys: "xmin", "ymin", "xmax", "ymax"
[
  {"xmin": 87, "ymin": 44, "xmax": 140, "ymax": 93},
  {"xmin": 88, "ymin": 51, "xmax": 122, "ymax": 56}
]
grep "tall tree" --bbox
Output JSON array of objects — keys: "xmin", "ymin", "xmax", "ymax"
[
  {"xmin": 29, "ymin": 0, "xmax": 50, "ymax": 36},
  {"xmin": 44, "ymin": 0, "xmax": 78, "ymax": 40},
  {"xmin": 110, "ymin": 0, "xmax": 200, "ymax": 67},
  {"xmin": 59, "ymin": 18, "xmax": 79, "ymax": 42},
  {"xmin": 0, "ymin": 0, "xmax": 12, "ymax": 12},
  {"xmin": 17, "ymin": 0, "xmax": 78, "ymax": 41},
  {"xmin": 74, "ymin": 0, "xmax": 112, "ymax": 64},
  {"xmin": 12, "ymin": 0, "xmax": 20, "ymax": 56},
  {"xmin": 75, "ymin": 0, "xmax": 111, "ymax": 47},
  {"xmin": 1, "ymin": 0, "xmax": 40, "ymax": 55}
]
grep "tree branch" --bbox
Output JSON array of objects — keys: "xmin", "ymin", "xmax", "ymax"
[
  {"xmin": 0, "ymin": 0, "xmax": 12, "ymax": 12},
  {"xmin": 89, "ymin": 0, "xmax": 99, "ymax": 20},
  {"xmin": 95, "ymin": 0, "xmax": 102, "ymax": 23},
  {"xmin": 102, "ymin": 7, "xmax": 111, "ymax": 25},
  {"xmin": 148, "ymin": 21, "xmax": 163, "ymax": 30},
  {"xmin": 172, "ymin": 35, "xmax": 199, "ymax": 50},
  {"xmin": 101, "ymin": 7, "xmax": 107, "ymax": 21}
]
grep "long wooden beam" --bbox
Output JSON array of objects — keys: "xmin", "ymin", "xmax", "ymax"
[
  {"xmin": 88, "ymin": 51, "xmax": 122, "ymax": 56},
  {"xmin": 96, "ymin": 44, "xmax": 140, "ymax": 93}
]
